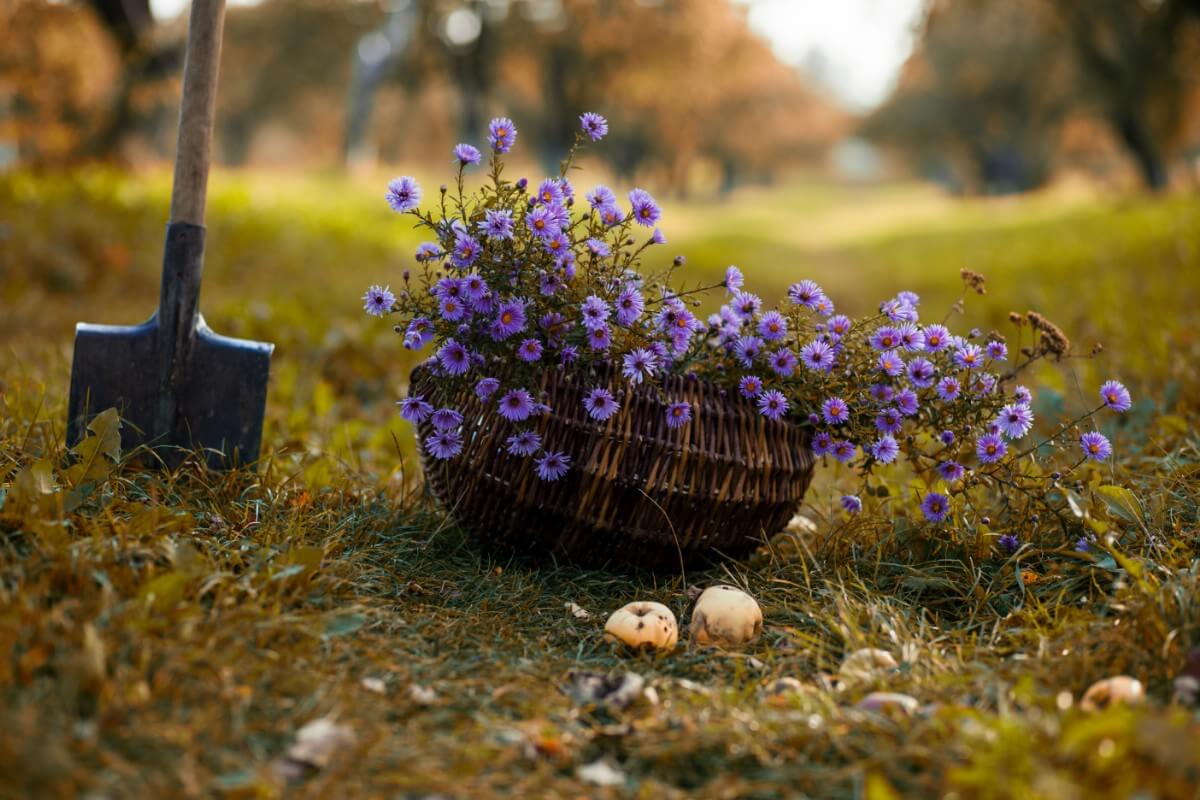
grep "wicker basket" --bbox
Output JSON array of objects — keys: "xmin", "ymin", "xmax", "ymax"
[{"xmin": 412, "ymin": 362, "xmax": 815, "ymax": 571}]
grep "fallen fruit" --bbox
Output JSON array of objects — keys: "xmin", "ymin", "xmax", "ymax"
[
  {"xmin": 1080, "ymin": 675, "xmax": 1145, "ymax": 711},
  {"xmin": 838, "ymin": 648, "xmax": 899, "ymax": 687},
  {"xmin": 856, "ymin": 692, "xmax": 920, "ymax": 716},
  {"xmin": 690, "ymin": 585, "xmax": 763, "ymax": 647},
  {"xmin": 604, "ymin": 601, "xmax": 678, "ymax": 651}
]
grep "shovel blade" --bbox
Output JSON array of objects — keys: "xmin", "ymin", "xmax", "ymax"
[{"xmin": 68, "ymin": 318, "xmax": 272, "ymax": 469}]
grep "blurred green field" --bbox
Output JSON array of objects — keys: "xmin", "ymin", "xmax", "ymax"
[{"xmin": 2, "ymin": 170, "xmax": 1200, "ymax": 797}]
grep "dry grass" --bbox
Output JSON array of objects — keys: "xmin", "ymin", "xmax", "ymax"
[{"xmin": 2, "ymin": 171, "xmax": 1199, "ymax": 798}]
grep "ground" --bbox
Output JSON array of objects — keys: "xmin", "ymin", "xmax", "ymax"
[{"xmin": 2, "ymin": 170, "xmax": 1199, "ymax": 798}]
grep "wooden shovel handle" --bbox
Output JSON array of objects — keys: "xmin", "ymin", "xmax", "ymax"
[{"xmin": 169, "ymin": 0, "xmax": 226, "ymax": 226}]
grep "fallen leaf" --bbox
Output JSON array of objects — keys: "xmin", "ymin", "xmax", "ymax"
[
  {"xmin": 576, "ymin": 759, "xmax": 626, "ymax": 787},
  {"xmin": 564, "ymin": 601, "xmax": 591, "ymax": 620},
  {"xmin": 280, "ymin": 717, "xmax": 356, "ymax": 776},
  {"xmin": 409, "ymin": 684, "xmax": 437, "ymax": 705},
  {"xmin": 563, "ymin": 670, "xmax": 645, "ymax": 710}
]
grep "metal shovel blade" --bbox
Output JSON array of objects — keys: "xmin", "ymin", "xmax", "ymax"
[{"xmin": 67, "ymin": 222, "xmax": 272, "ymax": 469}]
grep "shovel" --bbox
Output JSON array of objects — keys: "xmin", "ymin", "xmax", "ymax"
[{"xmin": 67, "ymin": 0, "xmax": 272, "ymax": 468}]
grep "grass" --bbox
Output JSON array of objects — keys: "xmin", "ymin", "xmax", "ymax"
[{"xmin": 2, "ymin": 168, "xmax": 1200, "ymax": 798}]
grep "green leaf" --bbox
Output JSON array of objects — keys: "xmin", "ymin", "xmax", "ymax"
[
  {"xmin": 1095, "ymin": 485, "xmax": 1141, "ymax": 523},
  {"xmin": 324, "ymin": 612, "xmax": 365, "ymax": 638}
]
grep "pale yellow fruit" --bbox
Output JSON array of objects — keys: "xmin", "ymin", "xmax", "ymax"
[
  {"xmin": 1080, "ymin": 675, "xmax": 1145, "ymax": 712},
  {"xmin": 604, "ymin": 601, "xmax": 678, "ymax": 651},
  {"xmin": 837, "ymin": 648, "xmax": 898, "ymax": 687},
  {"xmin": 689, "ymin": 585, "xmax": 763, "ymax": 647}
]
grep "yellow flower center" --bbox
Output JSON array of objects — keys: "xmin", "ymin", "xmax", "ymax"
[{"xmin": 501, "ymin": 312, "xmax": 513, "ymax": 325}]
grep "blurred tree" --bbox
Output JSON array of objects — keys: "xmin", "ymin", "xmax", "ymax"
[
  {"xmin": 863, "ymin": 0, "xmax": 1072, "ymax": 194},
  {"xmin": 1041, "ymin": 0, "xmax": 1200, "ymax": 190}
]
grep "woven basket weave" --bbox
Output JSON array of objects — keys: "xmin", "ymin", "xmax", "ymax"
[{"xmin": 412, "ymin": 362, "xmax": 815, "ymax": 571}]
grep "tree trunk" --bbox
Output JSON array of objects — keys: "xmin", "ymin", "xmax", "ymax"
[{"xmin": 1114, "ymin": 112, "xmax": 1168, "ymax": 190}]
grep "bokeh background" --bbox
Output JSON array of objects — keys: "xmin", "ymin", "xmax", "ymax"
[{"xmin": 3, "ymin": 0, "xmax": 1200, "ymax": 480}]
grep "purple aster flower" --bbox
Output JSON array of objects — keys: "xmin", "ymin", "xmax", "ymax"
[
  {"xmin": 734, "ymin": 335, "xmax": 765, "ymax": 366},
  {"xmin": 535, "ymin": 450, "xmax": 570, "ymax": 481},
  {"xmin": 1074, "ymin": 537, "xmax": 1091, "ymax": 553},
  {"xmin": 996, "ymin": 403, "xmax": 1034, "ymax": 439},
  {"xmin": 897, "ymin": 323, "xmax": 925, "ymax": 351},
  {"xmin": 921, "ymin": 492, "xmax": 950, "ymax": 523},
  {"xmin": 622, "ymin": 349, "xmax": 657, "ymax": 384},
  {"xmin": 976, "ymin": 433, "xmax": 1007, "ymax": 464},
  {"xmin": 827, "ymin": 314, "xmax": 852, "ymax": 339},
  {"xmin": 812, "ymin": 432, "xmax": 834, "ymax": 455},
  {"xmin": 870, "ymin": 326, "xmax": 902, "ymax": 351},
  {"xmin": 998, "ymin": 534, "xmax": 1020, "ymax": 553},
  {"xmin": 543, "ymin": 231, "xmax": 570, "ymax": 259},
  {"xmin": 475, "ymin": 377, "xmax": 500, "ymax": 400},
  {"xmin": 986, "ymin": 340, "xmax": 1008, "ymax": 361},
  {"xmin": 461, "ymin": 274, "xmax": 488, "ymax": 303},
  {"xmin": 870, "ymin": 434, "xmax": 900, "ymax": 464},
  {"xmin": 665, "ymin": 401, "xmax": 693, "ymax": 428},
  {"xmin": 437, "ymin": 339, "xmax": 471, "ymax": 376},
  {"xmin": 534, "ymin": 179, "xmax": 562, "ymax": 207},
  {"xmin": 906, "ymin": 358, "xmax": 937, "ymax": 388},
  {"xmin": 480, "ymin": 209, "xmax": 514, "ymax": 240},
  {"xmin": 877, "ymin": 352, "xmax": 905, "ymax": 378},
  {"xmin": 875, "ymin": 407, "xmax": 903, "ymax": 434},
  {"xmin": 730, "ymin": 291, "xmax": 762, "ymax": 320},
  {"xmin": 491, "ymin": 299, "xmax": 527, "ymax": 340},
  {"xmin": 450, "ymin": 232, "xmax": 481, "ymax": 269},
  {"xmin": 598, "ymin": 203, "xmax": 623, "ymax": 227},
  {"xmin": 812, "ymin": 295, "xmax": 835, "ymax": 317},
  {"xmin": 922, "ymin": 324, "xmax": 951, "ymax": 353},
  {"xmin": 399, "ymin": 395, "xmax": 433, "ymax": 423},
  {"xmin": 439, "ymin": 296, "xmax": 467, "ymax": 322},
  {"xmin": 581, "ymin": 295, "xmax": 611, "ymax": 330},
  {"xmin": 586, "ymin": 184, "xmax": 616, "ymax": 209},
  {"xmin": 937, "ymin": 461, "xmax": 965, "ymax": 482},
  {"xmin": 831, "ymin": 440, "xmax": 857, "ymax": 463},
  {"xmin": 517, "ymin": 338, "xmax": 543, "ymax": 362},
  {"xmin": 801, "ymin": 340, "xmax": 836, "ymax": 372},
  {"xmin": 936, "ymin": 377, "xmax": 962, "ymax": 402},
  {"xmin": 498, "ymin": 389, "xmax": 535, "ymax": 422},
  {"xmin": 525, "ymin": 205, "xmax": 558, "ymax": 239},
  {"xmin": 385, "ymin": 176, "xmax": 421, "ymax": 212},
  {"xmin": 758, "ymin": 311, "xmax": 788, "ymax": 341},
  {"xmin": 897, "ymin": 290, "xmax": 921, "ymax": 307},
  {"xmin": 1080, "ymin": 431, "xmax": 1112, "ymax": 461},
  {"xmin": 739, "ymin": 375, "xmax": 764, "ymax": 398},
  {"xmin": 769, "ymin": 349, "xmax": 798, "ymax": 377},
  {"xmin": 881, "ymin": 298, "xmax": 918, "ymax": 322},
  {"xmin": 425, "ymin": 429, "xmax": 463, "ymax": 460},
  {"xmin": 628, "ymin": 188, "xmax": 661, "ymax": 227},
  {"xmin": 506, "ymin": 430, "xmax": 542, "ymax": 457},
  {"xmin": 954, "ymin": 344, "xmax": 984, "ymax": 370},
  {"xmin": 725, "ymin": 265, "xmax": 744, "ymax": 293},
  {"xmin": 472, "ymin": 292, "xmax": 496, "ymax": 315},
  {"xmin": 560, "ymin": 345, "xmax": 579, "ymax": 365},
  {"xmin": 579, "ymin": 111, "xmax": 608, "ymax": 141},
  {"xmin": 940, "ymin": 430, "xmax": 956, "ymax": 445},
  {"xmin": 583, "ymin": 387, "xmax": 620, "ymax": 421},
  {"xmin": 415, "ymin": 242, "xmax": 442, "ymax": 262},
  {"xmin": 870, "ymin": 383, "xmax": 895, "ymax": 405},
  {"xmin": 895, "ymin": 389, "xmax": 919, "ymax": 416},
  {"xmin": 404, "ymin": 318, "xmax": 434, "ymax": 350},
  {"xmin": 972, "ymin": 373, "xmax": 998, "ymax": 396},
  {"xmin": 431, "ymin": 407, "xmax": 463, "ymax": 431},
  {"xmin": 537, "ymin": 272, "xmax": 562, "ymax": 297},
  {"xmin": 488, "ymin": 117, "xmax": 517, "ymax": 153},
  {"xmin": 841, "ymin": 495, "xmax": 863, "ymax": 514},
  {"xmin": 586, "ymin": 238, "xmax": 612, "ymax": 258},
  {"xmin": 821, "ymin": 397, "xmax": 850, "ymax": 425},
  {"xmin": 1099, "ymin": 380, "xmax": 1131, "ymax": 413},
  {"xmin": 1013, "ymin": 385, "xmax": 1033, "ymax": 405},
  {"xmin": 362, "ymin": 284, "xmax": 395, "ymax": 317},
  {"xmin": 615, "ymin": 288, "xmax": 644, "ymax": 327},
  {"xmin": 454, "ymin": 143, "xmax": 482, "ymax": 165},
  {"xmin": 787, "ymin": 280, "xmax": 824, "ymax": 309},
  {"xmin": 757, "ymin": 390, "xmax": 789, "ymax": 421},
  {"xmin": 586, "ymin": 324, "xmax": 612, "ymax": 351}
]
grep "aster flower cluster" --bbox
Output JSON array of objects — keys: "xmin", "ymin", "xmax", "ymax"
[
  {"xmin": 698, "ymin": 269, "xmax": 1133, "ymax": 552},
  {"xmin": 367, "ymin": 114, "xmax": 1133, "ymax": 554},
  {"xmin": 369, "ymin": 113, "xmax": 703, "ymax": 481}
]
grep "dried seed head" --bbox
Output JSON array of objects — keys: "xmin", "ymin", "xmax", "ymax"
[{"xmin": 961, "ymin": 269, "xmax": 987, "ymax": 294}]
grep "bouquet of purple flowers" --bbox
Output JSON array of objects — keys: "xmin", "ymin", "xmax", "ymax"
[{"xmin": 365, "ymin": 113, "xmax": 1131, "ymax": 556}]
